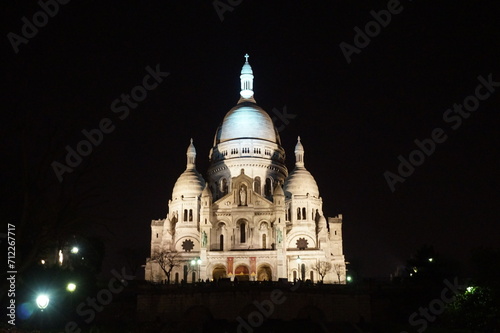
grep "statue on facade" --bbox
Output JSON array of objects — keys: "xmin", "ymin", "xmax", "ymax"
[
  {"xmin": 202, "ymin": 231, "xmax": 207, "ymax": 247},
  {"xmin": 239, "ymin": 186, "xmax": 247, "ymax": 206}
]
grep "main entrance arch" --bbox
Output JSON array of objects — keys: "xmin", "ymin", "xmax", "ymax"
[
  {"xmin": 234, "ymin": 264, "xmax": 250, "ymax": 281},
  {"xmin": 212, "ymin": 265, "xmax": 227, "ymax": 280},
  {"xmin": 257, "ymin": 264, "xmax": 272, "ymax": 281}
]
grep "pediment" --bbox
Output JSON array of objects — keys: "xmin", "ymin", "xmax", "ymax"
[{"xmin": 213, "ymin": 169, "xmax": 274, "ymax": 208}]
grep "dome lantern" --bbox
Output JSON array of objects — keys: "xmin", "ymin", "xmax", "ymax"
[
  {"xmin": 186, "ymin": 138, "xmax": 196, "ymax": 169},
  {"xmin": 294, "ymin": 136, "xmax": 305, "ymax": 167},
  {"xmin": 240, "ymin": 54, "xmax": 254, "ymax": 99}
]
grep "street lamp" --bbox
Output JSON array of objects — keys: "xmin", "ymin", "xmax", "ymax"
[
  {"xmin": 346, "ymin": 275, "xmax": 352, "ymax": 283},
  {"xmin": 36, "ymin": 294, "xmax": 49, "ymax": 331},
  {"xmin": 296, "ymin": 256, "xmax": 301, "ymax": 281},
  {"xmin": 67, "ymin": 282, "xmax": 76, "ymax": 308},
  {"xmin": 71, "ymin": 247, "xmax": 79, "ymax": 254},
  {"xmin": 36, "ymin": 295, "xmax": 49, "ymax": 311},
  {"xmin": 191, "ymin": 258, "xmax": 201, "ymax": 282},
  {"xmin": 66, "ymin": 283, "xmax": 77, "ymax": 292}
]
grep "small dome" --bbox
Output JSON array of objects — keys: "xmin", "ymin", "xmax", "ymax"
[
  {"xmin": 241, "ymin": 61, "xmax": 253, "ymax": 75},
  {"xmin": 172, "ymin": 169, "xmax": 205, "ymax": 199},
  {"xmin": 274, "ymin": 182, "xmax": 285, "ymax": 196},
  {"xmin": 295, "ymin": 136, "xmax": 304, "ymax": 152},
  {"xmin": 214, "ymin": 101, "xmax": 279, "ymax": 144},
  {"xmin": 172, "ymin": 140, "xmax": 206, "ymax": 199},
  {"xmin": 202, "ymin": 183, "xmax": 212, "ymax": 197},
  {"xmin": 284, "ymin": 137, "xmax": 319, "ymax": 198},
  {"xmin": 284, "ymin": 167, "xmax": 319, "ymax": 198},
  {"xmin": 187, "ymin": 138, "xmax": 196, "ymax": 154}
]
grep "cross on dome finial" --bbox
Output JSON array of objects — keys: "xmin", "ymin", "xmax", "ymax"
[{"xmin": 244, "ymin": 54, "xmax": 249, "ymax": 62}]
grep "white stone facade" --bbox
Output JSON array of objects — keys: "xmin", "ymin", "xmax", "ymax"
[{"xmin": 145, "ymin": 55, "xmax": 346, "ymax": 284}]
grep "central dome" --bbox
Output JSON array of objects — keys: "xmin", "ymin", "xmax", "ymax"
[
  {"xmin": 212, "ymin": 54, "xmax": 280, "ymax": 146},
  {"xmin": 214, "ymin": 101, "xmax": 279, "ymax": 144}
]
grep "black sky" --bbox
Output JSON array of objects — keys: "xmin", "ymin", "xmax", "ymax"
[{"xmin": 2, "ymin": 0, "xmax": 500, "ymax": 278}]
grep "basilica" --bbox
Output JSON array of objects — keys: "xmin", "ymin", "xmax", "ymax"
[{"xmin": 145, "ymin": 55, "xmax": 346, "ymax": 284}]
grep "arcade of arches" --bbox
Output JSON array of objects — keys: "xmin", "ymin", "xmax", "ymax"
[{"xmin": 212, "ymin": 264, "xmax": 273, "ymax": 281}]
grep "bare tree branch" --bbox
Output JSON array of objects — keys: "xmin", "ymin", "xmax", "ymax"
[
  {"xmin": 312, "ymin": 261, "xmax": 332, "ymax": 283},
  {"xmin": 151, "ymin": 249, "xmax": 181, "ymax": 284}
]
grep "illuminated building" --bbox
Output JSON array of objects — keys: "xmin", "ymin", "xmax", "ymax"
[{"xmin": 145, "ymin": 55, "xmax": 346, "ymax": 283}]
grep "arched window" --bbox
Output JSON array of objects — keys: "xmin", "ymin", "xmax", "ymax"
[
  {"xmin": 310, "ymin": 271, "xmax": 314, "ymax": 282},
  {"xmin": 262, "ymin": 234, "xmax": 266, "ymax": 248},
  {"xmin": 175, "ymin": 272, "xmax": 179, "ymax": 284},
  {"xmin": 183, "ymin": 265, "xmax": 188, "ymax": 281},
  {"xmin": 254, "ymin": 177, "xmax": 261, "ymax": 195},
  {"xmin": 240, "ymin": 222, "xmax": 246, "ymax": 243},
  {"xmin": 220, "ymin": 234, "xmax": 224, "ymax": 251},
  {"xmin": 189, "ymin": 209, "xmax": 193, "ymax": 221},
  {"xmin": 302, "ymin": 208, "xmax": 306, "ymax": 220},
  {"xmin": 265, "ymin": 178, "xmax": 272, "ymax": 196},
  {"xmin": 301, "ymin": 264, "xmax": 306, "ymax": 280},
  {"xmin": 192, "ymin": 272, "xmax": 196, "ymax": 283},
  {"xmin": 183, "ymin": 209, "xmax": 188, "ymax": 221},
  {"xmin": 297, "ymin": 207, "xmax": 301, "ymax": 220},
  {"xmin": 293, "ymin": 271, "xmax": 297, "ymax": 281}
]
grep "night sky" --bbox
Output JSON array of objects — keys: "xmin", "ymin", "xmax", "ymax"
[{"xmin": 3, "ymin": 0, "xmax": 499, "ymax": 278}]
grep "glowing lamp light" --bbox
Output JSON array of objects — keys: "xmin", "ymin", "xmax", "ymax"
[
  {"xmin": 36, "ymin": 295, "xmax": 49, "ymax": 310},
  {"xmin": 197, "ymin": 259, "xmax": 202, "ymax": 265},
  {"xmin": 428, "ymin": 258, "xmax": 433, "ymax": 262},
  {"xmin": 40, "ymin": 259, "xmax": 45, "ymax": 265},
  {"xmin": 191, "ymin": 259, "xmax": 196, "ymax": 266},
  {"xmin": 346, "ymin": 276, "xmax": 352, "ymax": 282},
  {"xmin": 466, "ymin": 286, "xmax": 475, "ymax": 294},
  {"xmin": 67, "ymin": 283, "xmax": 77, "ymax": 292},
  {"xmin": 296, "ymin": 256, "xmax": 301, "ymax": 263},
  {"xmin": 71, "ymin": 247, "xmax": 79, "ymax": 254}
]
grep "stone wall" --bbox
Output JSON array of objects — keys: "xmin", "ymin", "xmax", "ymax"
[{"xmin": 137, "ymin": 286, "xmax": 371, "ymax": 324}]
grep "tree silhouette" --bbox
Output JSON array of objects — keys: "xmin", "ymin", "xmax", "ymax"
[
  {"xmin": 312, "ymin": 261, "xmax": 332, "ymax": 283},
  {"xmin": 151, "ymin": 249, "xmax": 181, "ymax": 284}
]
